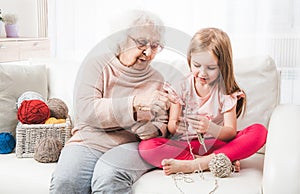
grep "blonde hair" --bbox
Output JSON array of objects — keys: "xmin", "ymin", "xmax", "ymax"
[{"xmin": 187, "ymin": 28, "xmax": 246, "ymax": 118}]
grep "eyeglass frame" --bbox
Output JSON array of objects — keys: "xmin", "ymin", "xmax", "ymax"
[{"xmin": 128, "ymin": 36, "xmax": 164, "ymax": 53}]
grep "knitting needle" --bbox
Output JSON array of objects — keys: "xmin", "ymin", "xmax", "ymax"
[{"xmin": 197, "ymin": 133, "xmax": 207, "ymax": 153}]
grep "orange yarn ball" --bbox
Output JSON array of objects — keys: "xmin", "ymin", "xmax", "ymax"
[{"xmin": 45, "ymin": 117, "xmax": 66, "ymax": 124}]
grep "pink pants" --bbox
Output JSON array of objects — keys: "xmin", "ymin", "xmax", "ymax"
[{"xmin": 138, "ymin": 123, "xmax": 268, "ymax": 168}]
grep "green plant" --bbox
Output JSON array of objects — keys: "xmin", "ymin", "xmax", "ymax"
[{"xmin": 2, "ymin": 13, "xmax": 18, "ymax": 25}]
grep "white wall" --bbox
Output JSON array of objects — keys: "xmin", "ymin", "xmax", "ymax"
[
  {"xmin": 0, "ymin": 0, "xmax": 38, "ymax": 37},
  {"xmin": 1, "ymin": 0, "xmax": 299, "ymax": 105}
]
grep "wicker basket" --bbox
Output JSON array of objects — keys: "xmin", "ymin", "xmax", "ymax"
[{"xmin": 16, "ymin": 117, "xmax": 72, "ymax": 158}]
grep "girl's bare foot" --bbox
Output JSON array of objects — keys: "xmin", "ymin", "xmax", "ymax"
[
  {"xmin": 233, "ymin": 160, "xmax": 241, "ymax": 172},
  {"xmin": 161, "ymin": 159, "xmax": 197, "ymax": 175},
  {"xmin": 161, "ymin": 154, "xmax": 215, "ymax": 175}
]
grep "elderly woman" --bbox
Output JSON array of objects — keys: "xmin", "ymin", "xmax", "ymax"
[{"xmin": 49, "ymin": 10, "xmax": 174, "ymax": 194}]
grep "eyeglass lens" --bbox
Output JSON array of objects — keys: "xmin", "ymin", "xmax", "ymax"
[{"xmin": 129, "ymin": 36, "xmax": 163, "ymax": 52}]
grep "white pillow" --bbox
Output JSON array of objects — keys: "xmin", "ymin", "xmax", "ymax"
[
  {"xmin": 0, "ymin": 62, "xmax": 48, "ymax": 136},
  {"xmin": 234, "ymin": 56, "xmax": 280, "ymax": 131}
]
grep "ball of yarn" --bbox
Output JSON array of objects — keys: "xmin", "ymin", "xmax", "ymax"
[
  {"xmin": 17, "ymin": 91, "xmax": 45, "ymax": 109},
  {"xmin": 47, "ymin": 98, "xmax": 68, "ymax": 119},
  {"xmin": 208, "ymin": 153, "xmax": 233, "ymax": 178},
  {"xmin": 17, "ymin": 100, "xmax": 50, "ymax": 124},
  {"xmin": 0, "ymin": 132, "xmax": 16, "ymax": 154},
  {"xmin": 45, "ymin": 117, "xmax": 66, "ymax": 124},
  {"xmin": 34, "ymin": 137, "xmax": 63, "ymax": 163}
]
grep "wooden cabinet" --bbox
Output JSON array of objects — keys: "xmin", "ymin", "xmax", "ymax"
[{"xmin": 0, "ymin": 38, "xmax": 50, "ymax": 62}]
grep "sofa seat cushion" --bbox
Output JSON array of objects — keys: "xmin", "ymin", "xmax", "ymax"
[
  {"xmin": 0, "ymin": 153, "xmax": 263, "ymax": 194},
  {"xmin": 0, "ymin": 153, "xmax": 55, "ymax": 194},
  {"xmin": 133, "ymin": 153, "xmax": 264, "ymax": 194}
]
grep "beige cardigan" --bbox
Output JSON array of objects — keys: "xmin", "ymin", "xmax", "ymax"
[{"xmin": 68, "ymin": 53, "xmax": 168, "ymax": 152}]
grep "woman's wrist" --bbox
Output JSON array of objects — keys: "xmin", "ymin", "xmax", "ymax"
[
  {"xmin": 133, "ymin": 95, "xmax": 149, "ymax": 111},
  {"xmin": 133, "ymin": 95, "xmax": 153, "ymax": 121}
]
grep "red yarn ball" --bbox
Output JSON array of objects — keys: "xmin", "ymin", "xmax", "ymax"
[{"xmin": 17, "ymin": 100, "xmax": 50, "ymax": 124}]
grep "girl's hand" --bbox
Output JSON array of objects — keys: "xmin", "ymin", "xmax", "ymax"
[
  {"xmin": 175, "ymin": 116, "xmax": 188, "ymax": 134},
  {"xmin": 185, "ymin": 114, "xmax": 210, "ymax": 134}
]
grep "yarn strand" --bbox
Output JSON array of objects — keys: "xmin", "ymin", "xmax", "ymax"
[{"xmin": 171, "ymin": 89, "xmax": 223, "ymax": 194}]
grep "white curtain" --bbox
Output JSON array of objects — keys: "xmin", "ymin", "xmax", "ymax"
[
  {"xmin": 48, "ymin": 0, "xmax": 300, "ymax": 104},
  {"xmin": 48, "ymin": 0, "xmax": 299, "ymax": 61}
]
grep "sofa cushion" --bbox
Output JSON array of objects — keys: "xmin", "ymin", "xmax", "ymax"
[
  {"xmin": 0, "ymin": 152, "xmax": 263, "ymax": 194},
  {"xmin": 234, "ymin": 56, "xmax": 279, "ymax": 131},
  {"xmin": 133, "ymin": 153, "xmax": 264, "ymax": 194},
  {"xmin": 0, "ymin": 61, "xmax": 48, "ymax": 136}
]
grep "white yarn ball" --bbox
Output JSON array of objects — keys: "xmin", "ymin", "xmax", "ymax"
[
  {"xmin": 17, "ymin": 91, "xmax": 45, "ymax": 109},
  {"xmin": 208, "ymin": 153, "xmax": 233, "ymax": 178}
]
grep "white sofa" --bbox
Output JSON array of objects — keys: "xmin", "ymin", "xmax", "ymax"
[{"xmin": 0, "ymin": 55, "xmax": 300, "ymax": 194}]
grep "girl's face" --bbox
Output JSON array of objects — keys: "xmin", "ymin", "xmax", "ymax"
[
  {"xmin": 119, "ymin": 27, "xmax": 163, "ymax": 70},
  {"xmin": 190, "ymin": 51, "xmax": 219, "ymax": 85}
]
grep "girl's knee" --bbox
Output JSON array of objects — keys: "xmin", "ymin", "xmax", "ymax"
[
  {"xmin": 139, "ymin": 137, "xmax": 167, "ymax": 151},
  {"xmin": 138, "ymin": 138, "xmax": 165, "ymax": 160},
  {"xmin": 246, "ymin": 123, "xmax": 267, "ymax": 134},
  {"xmin": 252, "ymin": 123, "xmax": 268, "ymax": 136},
  {"xmin": 248, "ymin": 123, "xmax": 268, "ymax": 144},
  {"xmin": 139, "ymin": 138, "xmax": 156, "ymax": 151}
]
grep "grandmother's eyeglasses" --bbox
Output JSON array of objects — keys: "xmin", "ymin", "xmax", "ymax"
[{"xmin": 128, "ymin": 36, "xmax": 163, "ymax": 53}]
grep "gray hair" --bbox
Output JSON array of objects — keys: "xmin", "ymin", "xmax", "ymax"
[
  {"xmin": 125, "ymin": 10, "xmax": 165, "ymax": 36},
  {"xmin": 109, "ymin": 10, "xmax": 165, "ymax": 54}
]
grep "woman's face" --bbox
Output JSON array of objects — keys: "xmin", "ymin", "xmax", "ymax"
[
  {"xmin": 190, "ymin": 51, "xmax": 219, "ymax": 85},
  {"xmin": 118, "ymin": 26, "xmax": 163, "ymax": 70}
]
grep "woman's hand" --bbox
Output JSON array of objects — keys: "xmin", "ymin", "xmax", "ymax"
[
  {"xmin": 185, "ymin": 114, "xmax": 210, "ymax": 134},
  {"xmin": 134, "ymin": 90, "xmax": 177, "ymax": 115}
]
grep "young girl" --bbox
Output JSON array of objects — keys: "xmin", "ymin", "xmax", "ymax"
[{"xmin": 138, "ymin": 27, "xmax": 268, "ymax": 175}]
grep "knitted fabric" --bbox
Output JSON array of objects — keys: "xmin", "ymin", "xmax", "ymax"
[
  {"xmin": 17, "ymin": 100, "xmax": 50, "ymax": 124},
  {"xmin": 34, "ymin": 137, "xmax": 63, "ymax": 163},
  {"xmin": 47, "ymin": 98, "xmax": 69, "ymax": 119},
  {"xmin": 0, "ymin": 132, "xmax": 16, "ymax": 154},
  {"xmin": 208, "ymin": 153, "xmax": 233, "ymax": 178}
]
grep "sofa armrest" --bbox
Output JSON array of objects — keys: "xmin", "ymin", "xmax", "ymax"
[{"xmin": 263, "ymin": 104, "xmax": 300, "ymax": 194}]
